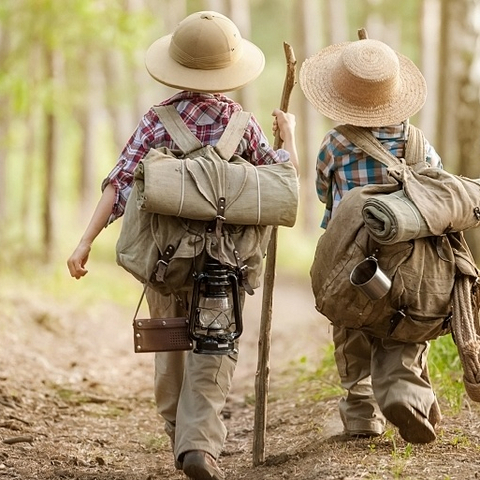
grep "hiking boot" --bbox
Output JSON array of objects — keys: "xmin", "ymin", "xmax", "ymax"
[
  {"xmin": 182, "ymin": 450, "xmax": 225, "ymax": 480},
  {"xmin": 342, "ymin": 419, "xmax": 385, "ymax": 439},
  {"xmin": 428, "ymin": 396, "xmax": 442, "ymax": 428},
  {"xmin": 383, "ymin": 402, "xmax": 436, "ymax": 444},
  {"xmin": 421, "ymin": 364, "xmax": 442, "ymax": 428}
]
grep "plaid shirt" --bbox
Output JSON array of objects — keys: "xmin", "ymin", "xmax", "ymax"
[
  {"xmin": 317, "ymin": 121, "xmax": 442, "ymax": 228},
  {"xmin": 103, "ymin": 91, "xmax": 289, "ymax": 224}
]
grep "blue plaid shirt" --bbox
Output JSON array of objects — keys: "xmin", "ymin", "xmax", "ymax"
[{"xmin": 317, "ymin": 121, "xmax": 442, "ymax": 228}]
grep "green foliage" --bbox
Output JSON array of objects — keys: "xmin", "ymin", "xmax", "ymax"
[
  {"xmin": 292, "ymin": 344, "xmax": 344, "ymax": 401},
  {"xmin": 294, "ymin": 332, "xmax": 466, "ymax": 412},
  {"xmin": 0, "ymin": 0, "xmax": 153, "ymax": 115},
  {"xmin": 428, "ymin": 335, "xmax": 466, "ymax": 413},
  {"xmin": 277, "ymin": 227, "xmax": 318, "ymax": 280}
]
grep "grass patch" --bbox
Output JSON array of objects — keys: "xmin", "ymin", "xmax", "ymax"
[
  {"xmin": 294, "ymin": 333, "xmax": 467, "ymax": 411},
  {"xmin": 428, "ymin": 335, "xmax": 465, "ymax": 413},
  {"xmin": 291, "ymin": 344, "xmax": 343, "ymax": 401},
  {"xmin": 142, "ymin": 434, "xmax": 170, "ymax": 452}
]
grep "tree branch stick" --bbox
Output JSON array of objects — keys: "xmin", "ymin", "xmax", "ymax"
[{"xmin": 253, "ymin": 42, "xmax": 297, "ymax": 467}]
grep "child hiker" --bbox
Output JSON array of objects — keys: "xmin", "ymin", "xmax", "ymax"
[
  {"xmin": 300, "ymin": 31, "xmax": 443, "ymax": 444},
  {"xmin": 67, "ymin": 11, "xmax": 296, "ymax": 480}
]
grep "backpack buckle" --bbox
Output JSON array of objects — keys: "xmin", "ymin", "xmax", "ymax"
[{"xmin": 154, "ymin": 244, "xmax": 175, "ymax": 283}]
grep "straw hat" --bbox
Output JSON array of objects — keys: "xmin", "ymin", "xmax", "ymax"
[
  {"xmin": 299, "ymin": 34, "xmax": 427, "ymax": 127},
  {"xmin": 145, "ymin": 11, "xmax": 265, "ymax": 93}
]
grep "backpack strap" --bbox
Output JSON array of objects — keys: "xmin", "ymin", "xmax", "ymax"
[
  {"xmin": 335, "ymin": 124, "xmax": 427, "ymax": 168},
  {"xmin": 153, "ymin": 105, "xmax": 203, "ymax": 154},
  {"xmin": 326, "ymin": 124, "xmax": 427, "ymax": 213},
  {"xmin": 404, "ymin": 125, "xmax": 426, "ymax": 168},
  {"xmin": 335, "ymin": 124, "xmax": 401, "ymax": 168},
  {"xmin": 153, "ymin": 105, "xmax": 251, "ymax": 159},
  {"xmin": 215, "ymin": 110, "xmax": 251, "ymax": 159}
]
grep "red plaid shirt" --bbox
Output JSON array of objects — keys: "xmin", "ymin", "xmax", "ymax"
[{"xmin": 103, "ymin": 91, "xmax": 289, "ymax": 223}]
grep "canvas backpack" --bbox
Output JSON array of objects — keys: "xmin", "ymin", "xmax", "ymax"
[
  {"xmin": 310, "ymin": 124, "xmax": 480, "ymax": 343},
  {"xmin": 116, "ymin": 107, "xmax": 275, "ymax": 296},
  {"xmin": 133, "ymin": 105, "xmax": 299, "ymax": 227}
]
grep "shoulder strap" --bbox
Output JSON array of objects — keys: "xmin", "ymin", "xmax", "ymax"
[
  {"xmin": 326, "ymin": 124, "xmax": 427, "ymax": 213},
  {"xmin": 215, "ymin": 110, "xmax": 251, "ymax": 160},
  {"xmin": 334, "ymin": 124, "xmax": 426, "ymax": 168},
  {"xmin": 334, "ymin": 124, "xmax": 400, "ymax": 168},
  {"xmin": 153, "ymin": 105, "xmax": 203, "ymax": 154},
  {"xmin": 154, "ymin": 105, "xmax": 251, "ymax": 159},
  {"xmin": 404, "ymin": 125, "xmax": 426, "ymax": 168}
]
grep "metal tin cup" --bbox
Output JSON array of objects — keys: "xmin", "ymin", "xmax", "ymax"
[{"xmin": 350, "ymin": 256, "xmax": 392, "ymax": 300}]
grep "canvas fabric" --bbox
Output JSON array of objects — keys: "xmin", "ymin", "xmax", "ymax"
[
  {"xmin": 333, "ymin": 326, "xmax": 435, "ymax": 435},
  {"xmin": 362, "ymin": 189, "xmax": 431, "ymax": 244},
  {"xmin": 116, "ymin": 185, "xmax": 271, "ymax": 295},
  {"xmin": 116, "ymin": 105, "xmax": 276, "ymax": 295},
  {"xmin": 147, "ymin": 289, "xmax": 239, "ymax": 462},
  {"xmin": 311, "ymin": 124, "xmax": 479, "ymax": 343},
  {"xmin": 134, "ymin": 105, "xmax": 299, "ymax": 227}
]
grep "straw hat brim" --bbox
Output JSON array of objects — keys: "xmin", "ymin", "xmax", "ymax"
[
  {"xmin": 145, "ymin": 34, "xmax": 265, "ymax": 93},
  {"xmin": 300, "ymin": 42, "xmax": 427, "ymax": 127}
]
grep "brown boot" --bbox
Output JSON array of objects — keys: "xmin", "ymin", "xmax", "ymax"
[
  {"xmin": 182, "ymin": 450, "xmax": 225, "ymax": 480},
  {"xmin": 383, "ymin": 402, "xmax": 436, "ymax": 444},
  {"xmin": 420, "ymin": 363, "xmax": 442, "ymax": 429},
  {"xmin": 428, "ymin": 395, "xmax": 442, "ymax": 428}
]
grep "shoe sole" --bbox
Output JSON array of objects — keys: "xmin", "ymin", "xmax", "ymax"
[
  {"xmin": 183, "ymin": 464, "xmax": 214, "ymax": 480},
  {"xmin": 182, "ymin": 455, "xmax": 223, "ymax": 480},
  {"xmin": 383, "ymin": 402, "xmax": 436, "ymax": 444},
  {"xmin": 183, "ymin": 464, "xmax": 220, "ymax": 480}
]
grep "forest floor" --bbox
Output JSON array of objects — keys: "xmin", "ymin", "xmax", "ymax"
[{"xmin": 2, "ymin": 274, "xmax": 480, "ymax": 480}]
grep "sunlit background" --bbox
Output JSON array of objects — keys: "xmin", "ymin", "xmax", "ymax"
[
  {"xmin": 1, "ymin": 0, "xmax": 480, "ymax": 299},
  {"xmin": 0, "ymin": 2, "xmax": 476, "ymax": 455}
]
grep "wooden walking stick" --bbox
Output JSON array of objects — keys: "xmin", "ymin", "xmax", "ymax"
[{"xmin": 253, "ymin": 42, "xmax": 297, "ymax": 467}]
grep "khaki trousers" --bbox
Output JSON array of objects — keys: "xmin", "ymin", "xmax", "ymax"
[
  {"xmin": 146, "ymin": 288, "xmax": 237, "ymax": 462},
  {"xmin": 333, "ymin": 326, "xmax": 435, "ymax": 435}
]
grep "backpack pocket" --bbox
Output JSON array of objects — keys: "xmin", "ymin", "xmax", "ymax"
[{"xmin": 312, "ymin": 225, "xmax": 454, "ymax": 342}]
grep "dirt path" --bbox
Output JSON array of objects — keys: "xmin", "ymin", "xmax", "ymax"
[
  {"xmin": 232, "ymin": 275, "xmax": 330, "ymax": 395},
  {"xmin": 2, "ymin": 275, "xmax": 480, "ymax": 479}
]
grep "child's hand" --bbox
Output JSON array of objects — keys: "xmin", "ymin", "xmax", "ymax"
[
  {"xmin": 272, "ymin": 109, "xmax": 296, "ymax": 142},
  {"xmin": 67, "ymin": 241, "xmax": 91, "ymax": 279}
]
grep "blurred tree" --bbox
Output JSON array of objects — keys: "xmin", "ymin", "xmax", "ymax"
[
  {"xmin": 444, "ymin": 0, "xmax": 480, "ymax": 260},
  {"xmin": 227, "ymin": 0, "xmax": 256, "ymax": 110},
  {"xmin": 0, "ymin": 0, "xmax": 153, "ymax": 262},
  {"xmin": 1, "ymin": 0, "xmax": 480, "ymax": 268},
  {"xmin": 419, "ymin": 0, "xmax": 441, "ymax": 141},
  {"xmin": 0, "ymin": 24, "xmax": 8, "ymax": 226},
  {"xmin": 295, "ymin": 0, "xmax": 323, "ymax": 234}
]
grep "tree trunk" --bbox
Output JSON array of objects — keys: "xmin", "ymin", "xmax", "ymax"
[
  {"xmin": 42, "ymin": 47, "xmax": 57, "ymax": 262},
  {"xmin": 0, "ymin": 25, "xmax": 9, "ymax": 226},
  {"xmin": 419, "ymin": 0, "xmax": 441, "ymax": 140},
  {"xmin": 452, "ymin": 0, "xmax": 480, "ymax": 261},
  {"xmin": 227, "ymin": 0, "xmax": 255, "ymax": 109},
  {"xmin": 77, "ymin": 53, "xmax": 102, "ymax": 218},
  {"xmin": 296, "ymin": 0, "xmax": 322, "ymax": 234},
  {"xmin": 435, "ymin": 0, "xmax": 458, "ymax": 168}
]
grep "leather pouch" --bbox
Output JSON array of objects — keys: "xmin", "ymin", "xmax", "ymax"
[{"xmin": 133, "ymin": 317, "xmax": 193, "ymax": 353}]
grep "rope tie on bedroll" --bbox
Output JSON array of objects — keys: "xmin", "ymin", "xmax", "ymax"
[{"xmin": 452, "ymin": 275, "xmax": 480, "ymax": 401}]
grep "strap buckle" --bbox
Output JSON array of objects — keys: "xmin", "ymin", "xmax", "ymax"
[{"xmin": 153, "ymin": 244, "xmax": 176, "ymax": 283}]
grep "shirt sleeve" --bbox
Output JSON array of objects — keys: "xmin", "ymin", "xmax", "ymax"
[
  {"xmin": 316, "ymin": 131, "xmax": 336, "ymax": 205},
  {"xmin": 425, "ymin": 141, "xmax": 443, "ymax": 168},
  {"xmin": 241, "ymin": 114, "xmax": 290, "ymax": 165},
  {"xmin": 102, "ymin": 110, "xmax": 158, "ymax": 224}
]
